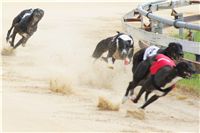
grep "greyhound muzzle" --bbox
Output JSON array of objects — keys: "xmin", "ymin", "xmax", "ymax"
[{"xmin": 121, "ymin": 50, "xmax": 130, "ymax": 65}]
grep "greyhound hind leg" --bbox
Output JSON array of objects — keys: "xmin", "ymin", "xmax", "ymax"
[
  {"xmin": 13, "ymin": 37, "xmax": 27, "ymax": 49},
  {"xmin": 132, "ymin": 86, "xmax": 145, "ymax": 103},
  {"xmin": 92, "ymin": 39, "xmax": 109, "ymax": 59}
]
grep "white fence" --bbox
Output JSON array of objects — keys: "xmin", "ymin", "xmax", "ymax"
[{"xmin": 122, "ymin": 0, "xmax": 200, "ymax": 55}]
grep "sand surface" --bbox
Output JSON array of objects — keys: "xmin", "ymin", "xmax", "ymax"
[{"xmin": 1, "ymin": 2, "xmax": 200, "ymax": 132}]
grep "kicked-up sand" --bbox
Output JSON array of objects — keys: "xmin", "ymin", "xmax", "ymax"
[{"xmin": 1, "ymin": 1, "xmax": 200, "ymax": 132}]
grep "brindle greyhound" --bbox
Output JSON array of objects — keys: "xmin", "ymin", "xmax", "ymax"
[{"xmin": 6, "ymin": 8, "xmax": 44, "ymax": 49}]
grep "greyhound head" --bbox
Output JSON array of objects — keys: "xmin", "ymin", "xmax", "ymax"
[
  {"xmin": 165, "ymin": 42, "xmax": 184, "ymax": 61},
  {"xmin": 31, "ymin": 8, "xmax": 44, "ymax": 24},
  {"xmin": 116, "ymin": 34, "xmax": 133, "ymax": 60},
  {"xmin": 176, "ymin": 61, "xmax": 195, "ymax": 78}
]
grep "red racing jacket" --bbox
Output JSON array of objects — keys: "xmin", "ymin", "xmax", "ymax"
[{"xmin": 150, "ymin": 54, "xmax": 176, "ymax": 75}]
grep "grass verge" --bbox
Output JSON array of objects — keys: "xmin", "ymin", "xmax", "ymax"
[{"xmin": 172, "ymin": 30, "xmax": 200, "ymax": 96}]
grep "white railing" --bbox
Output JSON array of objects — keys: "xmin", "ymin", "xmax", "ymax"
[{"xmin": 122, "ymin": 0, "xmax": 200, "ymax": 55}]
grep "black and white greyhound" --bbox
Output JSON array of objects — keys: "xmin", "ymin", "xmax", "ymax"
[
  {"xmin": 92, "ymin": 31, "xmax": 134, "ymax": 69},
  {"xmin": 6, "ymin": 8, "xmax": 44, "ymax": 49}
]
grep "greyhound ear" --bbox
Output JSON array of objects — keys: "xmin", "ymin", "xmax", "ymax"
[
  {"xmin": 113, "ymin": 35, "xmax": 119, "ymax": 43},
  {"xmin": 180, "ymin": 44, "xmax": 183, "ymax": 49},
  {"xmin": 116, "ymin": 31, "xmax": 120, "ymax": 34},
  {"xmin": 117, "ymin": 37, "xmax": 122, "ymax": 41},
  {"xmin": 129, "ymin": 35, "xmax": 133, "ymax": 40},
  {"xmin": 168, "ymin": 42, "xmax": 175, "ymax": 47}
]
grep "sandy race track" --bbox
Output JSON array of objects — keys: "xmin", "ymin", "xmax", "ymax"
[{"xmin": 1, "ymin": 2, "xmax": 200, "ymax": 132}]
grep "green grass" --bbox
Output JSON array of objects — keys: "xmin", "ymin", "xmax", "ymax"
[
  {"xmin": 176, "ymin": 75, "xmax": 200, "ymax": 96},
  {"xmin": 193, "ymin": 31, "xmax": 200, "ymax": 42},
  {"xmin": 184, "ymin": 52, "xmax": 195, "ymax": 61},
  {"xmin": 172, "ymin": 31, "xmax": 200, "ymax": 95}
]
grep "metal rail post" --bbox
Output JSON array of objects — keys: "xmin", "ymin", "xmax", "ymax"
[{"xmin": 175, "ymin": 13, "xmax": 184, "ymax": 39}]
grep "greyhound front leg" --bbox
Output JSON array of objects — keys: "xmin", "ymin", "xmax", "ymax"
[
  {"xmin": 21, "ymin": 37, "xmax": 29, "ymax": 47},
  {"xmin": 122, "ymin": 81, "xmax": 134, "ymax": 104},
  {"xmin": 112, "ymin": 57, "xmax": 116, "ymax": 64},
  {"xmin": 107, "ymin": 49, "xmax": 115, "ymax": 69},
  {"xmin": 13, "ymin": 37, "xmax": 27, "ymax": 49},
  {"xmin": 107, "ymin": 57, "xmax": 114, "ymax": 69},
  {"xmin": 140, "ymin": 95, "xmax": 159, "ymax": 109},
  {"xmin": 10, "ymin": 31, "xmax": 17, "ymax": 48}
]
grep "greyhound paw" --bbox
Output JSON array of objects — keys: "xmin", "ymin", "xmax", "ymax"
[
  {"xmin": 122, "ymin": 96, "xmax": 129, "ymax": 104},
  {"xmin": 139, "ymin": 107, "xmax": 145, "ymax": 110},
  {"xmin": 22, "ymin": 43, "xmax": 26, "ymax": 47},
  {"xmin": 131, "ymin": 98, "xmax": 138, "ymax": 103}
]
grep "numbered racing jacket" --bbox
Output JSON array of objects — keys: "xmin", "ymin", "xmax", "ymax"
[{"xmin": 150, "ymin": 54, "xmax": 176, "ymax": 75}]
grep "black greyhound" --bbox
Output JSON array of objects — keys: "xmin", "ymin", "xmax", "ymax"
[
  {"xmin": 6, "ymin": 8, "xmax": 44, "ymax": 49},
  {"xmin": 122, "ymin": 54, "xmax": 195, "ymax": 109},
  {"xmin": 122, "ymin": 43, "xmax": 184, "ymax": 102},
  {"xmin": 92, "ymin": 31, "xmax": 134, "ymax": 68},
  {"xmin": 132, "ymin": 42, "xmax": 183, "ymax": 73}
]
